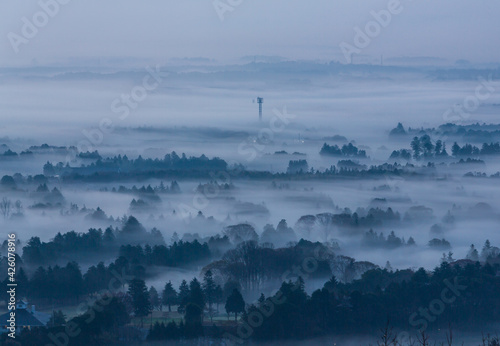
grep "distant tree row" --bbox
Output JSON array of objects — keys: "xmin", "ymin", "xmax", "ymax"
[
  {"xmin": 294, "ymin": 208, "xmax": 401, "ymax": 237},
  {"xmin": 118, "ymin": 240, "xmax": 211, "ymax": 268},
  {"xmin": 391, "ymin": 134, "xmax": 500, "ymax": 161},
  {"xmin": 409, "ymin": 135, "xmax": 448, "ymax": 159},
  {"xmin": 467, "ymin": 240, "xmax": 500, "ymax": 261},
  {"xmin": 43, "ymin": 151, "xmax": 228, "ymax": 177},
  {"xmin": 21, "ymin": 216, "xmax": 168, "ymax": 264},
  {"xmin": 320, "ymin": 142, "xmax": 367, "ymax": 158},
  {"xmin": 287, "ymin": 159, "xmax": 309, "ymax": 174},
  {"xmin": 451, "ymin": 141, "xmax": 500, "ymax": 156},
  {"xmin": 101, "ymin": 181, "xmax": 181, "ymax": 196},
  {"xmin": 389, "ymin": 122, "xmax": 500, "ymax": 143},
  {"xmin": 363, "ymin": 229, "xmax": 416, "ymax": 249}
]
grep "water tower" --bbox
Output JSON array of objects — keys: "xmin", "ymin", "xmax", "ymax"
[{"xmin": 257, "ymin": 97, "xmax": 264, "ymax": 121}]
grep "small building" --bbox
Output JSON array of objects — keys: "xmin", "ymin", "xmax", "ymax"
[{"xmin": 0, "ymin": 300, "xmax": 50, "ymax": 335}]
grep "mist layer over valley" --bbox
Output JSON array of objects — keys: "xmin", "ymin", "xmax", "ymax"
[{"xmin": 1, "ymin": 61, "xmax": 500, "ymax": 345}]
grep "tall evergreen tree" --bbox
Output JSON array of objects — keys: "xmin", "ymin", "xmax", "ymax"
[
  {"xmin": 162, "ymin": 281, "xmax": 178, "ymax": 312},
  {"xmin": 411, "ymin": 136, "xmax": 421, "ymax": 159},
  {"xmin": 214, "ymin": 285, "xmax": 223, "ymax": 312},
  {"xmin": 184, "ymin": 278, "xmax": 205, "ymax": 337},
  {"xmin": 202, "ymin": 270, "xmax": 217, "ymax": 321},
  {"xmin": 225, "ymin": 288, "xmax": 245, "ymax": 321},
  {"xmin": 149, "ymin": 286, "xmax": 161, "ymax": 311},
  {"xmin": 481, "ymin": 239, "xmax": 492, "ymax": 260},
  {"xmin": 185, "ymin": 278, "xmax": 205, "ymax": 324},
  {"xmin": 128, "ymin": 278, "xmax": 151, "ymax": 326},
  {"xmin": 467, "ymin": 244, "xmax": 479, "ymax": 261},
  {"xmin": 178, "ymin": 280, "xmax": 190, "ymax": 313}
]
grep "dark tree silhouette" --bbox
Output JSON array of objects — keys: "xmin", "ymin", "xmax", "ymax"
[
  {"xmin": 202, "ymin": 270, "xmax": 217, "ymax": 321},
  {"xmin": 162, "ymin": 281, "xmax": 178, "ymax": 312},
  {"xmin": 128, "ymin": 278, "xmax": 151, "ymax": 326},
  {"xmin": 184, "ymin": 278, "xmax": 205, "ymax": 337},
  {"xmin": 149, "ymin": 286, "xmax": 161, "ymax": 311},
  {"xmin": 225, "ymin": 288, "xmax": 245, "ymax": 321}
]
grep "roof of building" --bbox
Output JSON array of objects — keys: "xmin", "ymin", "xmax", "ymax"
[{"xmin": 0, "ymin": 309, "xmax": 45, "ymax": 327}]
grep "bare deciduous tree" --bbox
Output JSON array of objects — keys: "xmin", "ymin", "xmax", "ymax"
[
  {"xmin": 14, "ymin": 200, "xmax": 22, "ymax": 214},
  {"xmin": 330, "ymin": 255, "xmax": 356, "ymax": 283},
  {"xmin": 416, "ymin": 330, "xmax": 430, "ymax": 346},
  {"xmin": 377, "ymin": 320, "xmax": 398, "ymax": 346},
  {"xmin": 0, "ymin": 197, "xmax": 11, "ymax": 219}
]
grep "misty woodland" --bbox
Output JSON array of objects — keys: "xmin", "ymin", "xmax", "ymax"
[{"xmin": 2, "ymin": 1, "xmax": 500, "ymax": 346}]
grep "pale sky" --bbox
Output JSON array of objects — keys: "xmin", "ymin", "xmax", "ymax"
[{"xmin": 1, "ymin": 0, "xmax": 500, "ymax": 66}]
